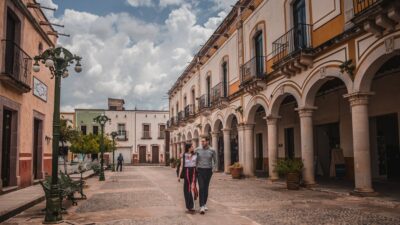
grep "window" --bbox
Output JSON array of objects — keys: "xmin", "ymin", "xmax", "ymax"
[
  {"xmin": 81, "ymin": 125, "xmax": 87, "ymax": 135},
  {"xmin": 5, "ymin": 9, "xmax": 21, "ymax": 74},
  {"xmin": 206, "ymin": 76, "xmax": 211, "ymax": 106},
  {"xmin": 222, "ymin": 62, "xmax": 228, "ymax": 97},
  {"xmin": 254, "ymin": 32, "xmax": 264, "ymax": 76},
  {"xmin": 293, "ymin": 0, "xmax": 307, "ymax": 49},
  {"xmin": 191, "ymin": 89, "xmax": 195, "ymax": 105},
  {"xmin": 159, "ymin": 124, "xmax": 166, "ymax": 139},
  {"xmin": 109, "ymin": 106, "xmax": 117, "ymax": 110},
  {"xmin": 93, "ymin": 126, "xmax": 99, "ymax": 135},
  {"xmin": 118, "ymin": 124, "xmax": 126, "ymax": 135},
  {"xmin": 143, "ymin": 124, "xmax": 151, "ymax": 139}
]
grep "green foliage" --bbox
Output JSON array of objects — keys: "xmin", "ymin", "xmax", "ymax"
[
  {"xmin": 59, "ymin": 119, "xmax": 80, "ymax": 145},
  {"xmin": 229, "ymin": 162, "xmax": 243, "ymax": 169},
  {"xmin": 169, "ymin": 158, "xmax": 176, "ymax": 165},
  {"xmin": 70, "ymin": 133, "xmax": 99, "ymax": 155},
  {"xmin": 274, "ymin": 159, "xmax": 304, "ymax": 175}
]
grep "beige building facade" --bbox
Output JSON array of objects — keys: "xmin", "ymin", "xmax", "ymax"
[
  {"xmin": 168, "ymin": 0, "xmax": 400, "ymax": 195},
  {"xmin": 0, "ymin": 0, "xmax": 57, "ymax": 191}
]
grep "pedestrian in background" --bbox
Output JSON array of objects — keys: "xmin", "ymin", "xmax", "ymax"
[{"xmin": 117, "ymin": 153, "xmax": 124, "ymax": 172}]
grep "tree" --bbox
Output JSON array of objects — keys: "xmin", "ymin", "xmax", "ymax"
[
  {"xmin": 70, "ymin": 133, "xmax": 99, "ymax": 161},
  {"xmin": 60, "ymin": 119, "xmax": 80, "ymax": 173}
]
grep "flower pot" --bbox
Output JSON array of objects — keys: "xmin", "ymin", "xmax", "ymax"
[
  {"xmin": 230, "ymin": 167, "xmax": 243, "ymax": 179},
  {"xmin": 286, "ymin": 172, "xmax": 300, "ymax": 190}
]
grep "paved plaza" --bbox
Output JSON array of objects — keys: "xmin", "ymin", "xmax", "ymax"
[{"xmin": 4, "ymin": 166, "xmax": 400, "ymax": 225}]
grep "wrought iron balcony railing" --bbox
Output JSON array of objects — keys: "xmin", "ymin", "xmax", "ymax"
[
  {"xmin": 116, "ymin": 130, "xmax": 128, "ymax": 141},
  {"xmin": 1, "ymin": 40, "xmax": 32, "ymax": 92},
  {"xmin": 272, "ymin": 24, "xmax": 313, "ymax": 65},
  {"xmin": 198, "ymin": 94, "xmax": 211, "ymax": 111},
  {"xmin": 240, "ymin": 56, "xmax": 267, "ymax": 84},
  {"xmin": 211, "ymin": 82, "xmax": 229, "ymax": 103},
  {"xmin": 142, "ymin": 131, "xmax": 152, "ymax": 139},
  {"xmin": 184, "ymin": 104, "xmax": 195, "ymax": 118},
  {"xmin": 353, "ymin": 0, "xmax": 380, "ymax": 16},
  {"xmin": 178, "ymin": 111, "xmax": 185, "ymax": 122}
]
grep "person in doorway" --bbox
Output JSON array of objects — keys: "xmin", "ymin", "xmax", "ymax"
[
  {"xmin": 178, "ymin": 143, "xmax": 198, "ymax": 213},
  {"xmin": 196, "ymin": 136, "xmax": 217, "ymax": 215},
  {"xmin": 117, "ymin": 153, "xmax": 124, "ymax": 172}
]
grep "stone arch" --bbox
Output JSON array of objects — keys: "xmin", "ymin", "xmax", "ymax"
[
  {"xmin": 354, "ymin": 36, "xmax": 400, "ymax": 92},
  {"xmin": 269, "ymin": 82, "xmax": 302, "ymax": 116},
  {"xmin": 212, "ymin": 112, "xmax": 225, "ymax": 131},
  {"xmin": 193, "ymin": 129, "xmax": 199, "ymax": 139},
  {"xmin": 302, "ymin": 64, "xmax": 353, "ymax": 107},
  {"xmin": 223, "ymin": 106, "xmax": 242, "ymax": 128},
  {"xmin": 243, "ymin": 94, "xmax": 269, "ymax": 123},
  {"xmin": 187, "ymin": 131, "xmax": 192, "ymax": 141},
  {"xmin": 203, "ymin": 123, "xmax": 212, "ymax": 136}
]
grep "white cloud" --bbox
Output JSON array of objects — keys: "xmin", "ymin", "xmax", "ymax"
[
  {"xmin": 40, "ymin": 1, "xmax": 230, "ymax": 111},
  {"xmin": 126, "ymin": 0, "xmax": 155, "ymax": 7},
  {"xmin": 36, "ymin": 0, "xmax": 59, "ymax": 19}
]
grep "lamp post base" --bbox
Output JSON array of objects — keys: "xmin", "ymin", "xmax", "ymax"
[
  {"xmin": 99, "ymin": 172, "xmax": 105, "ymax": 181},
  {"xmin": 44, "ymin": 185, "xmax": 63, "ymax": 224}
]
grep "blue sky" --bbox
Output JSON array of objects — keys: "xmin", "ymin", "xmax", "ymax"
[{"xmin": 36, "ymin": 0, "xmax": 236, "ymax": 111}]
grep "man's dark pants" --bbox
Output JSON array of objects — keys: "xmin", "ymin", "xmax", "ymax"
[
  {"xmin": 197, "ymin": 168, "xmax": 213, "ymax": 207},
  {"xmin": 117, "ymin": 162, "xmax": 123, "ymax": 172}
]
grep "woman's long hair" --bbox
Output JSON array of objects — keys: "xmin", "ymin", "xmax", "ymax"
[{"xmin": 184, "ymin": 143, "xmax": 192, "ymax": 154}]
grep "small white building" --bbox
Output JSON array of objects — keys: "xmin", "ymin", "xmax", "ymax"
[{"xmin": 105, "ymin": 98, "xmax": 169, "ymax": 165}]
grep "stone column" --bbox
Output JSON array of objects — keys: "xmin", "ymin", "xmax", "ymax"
[
  {"xmin": 243, "ymin": 124, "xmax": 255, "ymax": 177},
  {"xmin": 347, "ymin": 93, "xmax": 374, "ymax": 194},
  {"xmin": 222, "ymin": 129, "xmax": 231, "ymax": 173},
  {"xmin": 237, "ymin": 124, "xmax": 246, "ymax": 165},
  {"xmin": 267, "ymin": 117, "xmax": 279, "ymax": 181},
  {"xmin": 192, "ymin": 138, "xmax": 198, "ymax": 148},
  {"xmin": 211, "ymin": 132, "xmax": 219, "ymax": 170},
  {"xmin": 298, "ymin": 107, "xmax": 316, "ymax": 187},
  {"xmin": 180, "ymin": 142, "xmax": 185, "ymax": 157}
]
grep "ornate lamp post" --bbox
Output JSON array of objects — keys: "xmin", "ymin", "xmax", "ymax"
[
  {"xmin": 33, "ymin": 46, "xmax": 82, "ymax": 223},
  {"xmin": 93, "ymin": 114, "xmax": 111, "ymax": 181},
  {"xmin": 110, "ymin": 131, "xmax": 118, "ymax": 172}
]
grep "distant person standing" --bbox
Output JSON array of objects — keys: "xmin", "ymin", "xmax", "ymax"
[
  {"xmin": 196, "ymin": 136, "xmax": 217, "ymax": 215},
  {"xmin": 117, "ymin": 153, "xmax": 124, "ymax": 172}
]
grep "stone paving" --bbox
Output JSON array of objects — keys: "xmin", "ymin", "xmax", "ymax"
[{"xmin": 3, "ymin": 166, "xmax": 400, "ymax": 225}]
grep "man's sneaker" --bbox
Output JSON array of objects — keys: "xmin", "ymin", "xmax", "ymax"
[
  {"xmin": 204, "ymin": 205, "xmax": 208, "ymax": 211},
  {"xmin": 200, "ymin": 206, "xmax": 205, "ymax": 215}
]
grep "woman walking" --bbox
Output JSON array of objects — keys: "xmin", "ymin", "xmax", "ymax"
[{"xmin": 178, "ymin": 143, "xmax": 198, "ymax": 213}]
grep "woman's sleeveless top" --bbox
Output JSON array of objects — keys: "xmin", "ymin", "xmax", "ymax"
[{"xmin": 184, "ymin": 153, "xmax": 197, "ymax": 168}]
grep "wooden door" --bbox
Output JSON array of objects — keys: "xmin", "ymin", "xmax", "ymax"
[
  {"xmin": 2, "ymin": 110, "xmax": 12, "ymax": 187},
  {"xmin": 152, "ymin": 146, "xmax": 159, "ymax": 164},
  {"xmin": 139, "ymin": 146, "xmax": 147, "ymax": 163}
]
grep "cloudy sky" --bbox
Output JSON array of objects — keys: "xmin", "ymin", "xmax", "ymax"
[{"xmin": 36, "ymin": 0, "xmax": 236, "ymax": 112}]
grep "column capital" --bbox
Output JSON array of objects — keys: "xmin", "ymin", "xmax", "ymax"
[
  {"xmin": 344, "ymin": 92, "xmax": 374, "ymax": 107},
  {"xmin": 211, "ymin": 132, "xmax": 219, "ymax": 137},
  {"xmin": 222, "ymin": 128, "xmax": 231, "ymax": 135},
  {"xmin": 239, "ymin": 123, "xmax": 255, "ymax": 130},
  {"xmin": 266, "ymin": 116, "xmax": 280, "ymax": 125},
  {"xmin": 296, "ymin": 107, "xmax": 317, "ymax": 118}
]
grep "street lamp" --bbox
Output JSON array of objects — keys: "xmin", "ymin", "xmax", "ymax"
[
  {"xmin": 93, "ymin": 114, "xmax": 111, "ymax": 181},
  {"xmin": 110, "ymin": 131, "xmax": 118, "ymax": 172},
  {"xmin": 33, "ymin": 46, "xmax": 82, "ymax": 223}
]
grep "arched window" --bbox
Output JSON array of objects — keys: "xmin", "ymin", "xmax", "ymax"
[
  {"xmin": 222, "ymin": 61, "xmax": 228, "ymax": 97},
  {"xmin": 254, "ymin": 31, "xmax": 264, "ymax": 76},
  {"xmin": 206, "ymin": 73, "xmax": 211, "ymax": 106}
]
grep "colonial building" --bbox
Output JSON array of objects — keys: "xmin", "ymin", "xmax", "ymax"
[
  {"xmin": 167, "ymin": 0, "xmax": 400, "ymax": 195},
  {"xmin": 0, "ymin": 0, "xmax": 57, "ymax": 192},
  {"xmin": 104, "ymin": 99, "xmax": 169, "ymax": 165}
]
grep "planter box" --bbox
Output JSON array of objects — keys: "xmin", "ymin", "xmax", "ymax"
[
  {"xmin": 286, "ymin": 172, "xmax": 300, "ymax": 190},
  {"xmin": 230, "ymin": 167, "xmax": 243, "ymax": 179}
]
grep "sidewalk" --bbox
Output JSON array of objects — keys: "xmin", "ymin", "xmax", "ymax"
[{"xmin": 0, "ymin": 169, "xmax": 95, "ymax": 223}]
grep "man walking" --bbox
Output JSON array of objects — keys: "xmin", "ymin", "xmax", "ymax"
[
  {"xmin": 196, "ymin": 136, "xmax": 217, "ymax": 215},
  {"xmin": 117, "ymin": 153, "xmax": 124, "ymax": 172}
]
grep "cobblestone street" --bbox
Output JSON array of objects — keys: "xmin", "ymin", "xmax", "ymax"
[{"xmin": 4, "ymin": 166, "xmax": 400, "ymax": 225}]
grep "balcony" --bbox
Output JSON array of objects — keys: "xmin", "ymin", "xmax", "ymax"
[
  {"xmin": 198, "ymin": 94, "xmax": 212, "ymax": 116},
  {"xmin": 211, "ymin": 82, "xmax": 229, "ymax": 109},
  {"xmin": 184, "ymin": 104, "xmax": 196, "ymax": 122},
  {"xmin": 167, "ymin": 117, "xmax": 178, "ymax": 130},
  {"xmin": 272, "ymin": 24, "xmax": 313, "ymax": 77},
  {"xmin": 116, "ymin": 130, "xmax": 128, "ymax": 141},
  {"xmin": 178, "ymin": 111, "xmax": 186, "ymax": 126},
  {"xmin": 142, "ymin": 131, "xmax": 152, "ymax": 139},
  {"xmin": 240, "ymin": 57, "xmax": 267, "ymax": 95},
  {"xmin": 0, "ymin": 40, "xmax": 32, "ymax": 93},
  {"xmin": 351, "ymin": 0, "xmax": 400, "ymax": 37}
]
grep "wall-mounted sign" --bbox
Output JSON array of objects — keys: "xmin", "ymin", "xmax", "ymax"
[{"xmin": 33, "ymin": 77, "xmax": 48, "ymax": 102}]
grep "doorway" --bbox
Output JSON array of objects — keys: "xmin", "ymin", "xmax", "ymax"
[
  {"xmin": 284, "ymin": 128, "xmax": 295, "ymax": 159},
  {"xmin": 152, "ymin": 146, "xmax": 159, "ymax": 164},
  {"xmin": 139, "ymin": 146, "xmax": 147, "ymax": 163},
  {"xmin": 2, "ymin": 110, "xmax": 13, "ymax": 187},
  {"xmin": 315, "ymin": 123, "xmax": 340, "ymax": 178},
  {"xmin": 256, "ymin": 133, "xmax": 264, "ymax": 171},
  {"xmin": 217, "ymin": 134, "xmax": 224, "ymax": 171},
  {"xmin": 293, "ymin": 0, "xmax": 307, "ymax": 49},
  {"xmin": 373, "ymin": 114, "xmax": 400, "ymax": 180},
  {"xmin": 33, "ymin": 119, "xmax": 43, "ymax": 180},
  {"xmin": 254, "ymin": 32, "xmax": 264, "ymax": 76}
]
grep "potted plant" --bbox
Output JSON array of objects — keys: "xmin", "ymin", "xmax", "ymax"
[
  {"xmin": 229, "ymin": 163, "xmax": 243, "ymax": 179},
  {"xmin": 275, "ymin": 159, "xmax": 304, "ymax": 190}
]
